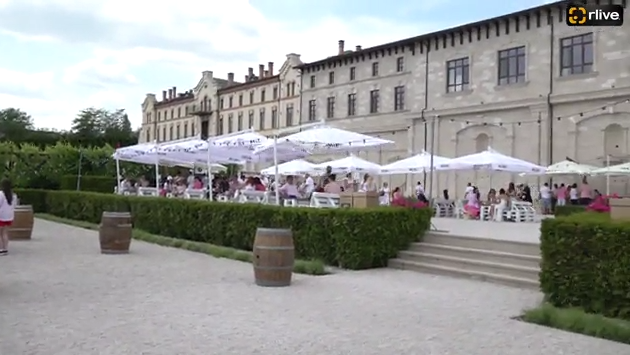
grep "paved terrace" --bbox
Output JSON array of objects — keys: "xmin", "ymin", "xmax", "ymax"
[
  {"xmin": 1, "ymin": 219, "xmax": 626, "ymax": 355},
  {"xmin": 432, "ymin": 218, "xmax": 542, "ymax": 244}
]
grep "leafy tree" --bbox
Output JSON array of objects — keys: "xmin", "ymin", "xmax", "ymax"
[{"xmin": 0, "ymin": 108, "xmax": 34, "ymax": 140}]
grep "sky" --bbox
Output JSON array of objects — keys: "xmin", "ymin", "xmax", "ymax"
[{"xmin": 0, "ymin": 0, "xmax": 553, "ymax": 131}]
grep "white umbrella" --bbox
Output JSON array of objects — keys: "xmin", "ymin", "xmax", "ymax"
[
  {"xmin": 546, "ymin": 160, "xmax": 597, "ymax": 175},
  {"xmin": 592, "ymin": 162, "xmax": 630, "ymax": 175},
  {"xmin": 317, "ymin": 155, "xmax": 382, "ymax": 174},
  {"xmin": 254, "ymin": 126, "xmax": 393, "ymax": 154},
  {"xmin": 380, "ymin": 150, "xmax": 451, "ymax": 174},
  {"xmin": 260, "ymin": 159, "xmax": 324, "ymax": 176},
  {"xmin": 437, "ymin": 147, "xmax": 545, "ymax": 174}
]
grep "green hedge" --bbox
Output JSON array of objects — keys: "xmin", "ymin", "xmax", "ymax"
[
  {"xmin": 14, "ymin": 189, "xmax": 432, "ymax": 269},
  {"xmin": 540, "ymin": 212, "xmax": 630, "ymax": 320},
  {"xmin": 59, "ymin": 175, "xmax": 117, "ymax": 193},
  {"xmin": 554, "ymin": 205, "xmax": 587, "ymax": 216}
]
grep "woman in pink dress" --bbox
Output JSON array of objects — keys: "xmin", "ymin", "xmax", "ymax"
[
  {"xmin": 464, "ymin": 187, "xmax": 481, "ymax": 219},
  {"xmin": 587, "ymin": 190, "xmax": 610, "ymax": 213}
]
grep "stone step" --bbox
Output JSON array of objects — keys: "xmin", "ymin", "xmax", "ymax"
[
  {"xmin": 388, "ymin": 258, "xmax": 539, "ymax": 290},
  {"xmin": 422, "ymin": 232, "xmax": 540, "ymax": 256},
  {"xmin": 396, "ymin": 251, "xmax": 540, "ymax": 280},
  {"xmin": 407, "ymin": 243, "xmax": 541, "ymax": 268}
]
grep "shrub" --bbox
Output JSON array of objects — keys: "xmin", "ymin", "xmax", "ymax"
[
  {"xmin": 59, "ymin": 175, "xmax": 117, "ymax": 193},
  {"xmin": 554, "ymin": 205, "xmax": 586, "ymax": 216},
  {"xmin": 540, "ymin": 212, "xmax": 630, "ymax": 320},
  {"xmin": 14, "ymin": 189, "xmax": 432, "ymax": 270}
]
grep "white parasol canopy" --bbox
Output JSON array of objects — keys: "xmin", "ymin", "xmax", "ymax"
[
  {"xmin": 380, "ymin": 150, "xmax": 452, "ymax": 174},
  {"xmin": 546, "ymin": 160, "xmax": 597, "ymax": 175},
  {"xmin": 591, "ymin": 162, "xmax": 630, "ymax": 175},
  {"xmin": 317, "ymin": 155, "xmax": 382, "ymax": 174},
  {"xmin": 260, "ymin": 159, "xmax": 324, "ymax": 176},
  {"xmin": 437, "ymin": 147, "xmax": 545, "ymax": 174},
  {"xmin": 253, "ymin": 126, "xmax": 393, "ymax": 155}
]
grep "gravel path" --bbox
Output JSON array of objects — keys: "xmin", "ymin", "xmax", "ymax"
[{"xmin": 1, "ymin": 219, "xmax": 627, "ymax": 355}]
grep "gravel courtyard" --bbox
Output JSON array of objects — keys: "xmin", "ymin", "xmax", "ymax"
[{"xmin": 1, "ymin": 219, "xmax": 627, "ymax": 355}]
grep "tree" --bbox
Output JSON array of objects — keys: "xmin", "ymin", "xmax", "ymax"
[
  {"xmin": 0, "ymin": 108, "xmax": 34, "ymax": 140},
  {"xmin": 70, "ymin": 107, "xmax": 137, "ymax": 147}
]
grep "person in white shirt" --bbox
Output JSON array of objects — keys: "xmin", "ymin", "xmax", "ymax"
[
  {"xmin": 0, "ymin": 179, "xmax": 16, "ymax": 255},
  {"xmin": 379, "ymin": 182, "xmax": 390, "ymax": 205},
  {"xmin": 464, "ymin": 182, "xmax": 473, "ymax": 198},
  {"xmin": 539, "ymin": 182, "xmax": 552, "ymax": 214},
  {"xmin": 304, "ymin": 174, "xmax": 315, "ymax": 195}
]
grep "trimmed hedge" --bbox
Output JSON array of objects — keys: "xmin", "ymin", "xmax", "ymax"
[
  {"xmin": 59, "ymin": 175, "xmax": 117, "ymax": 193},
  {"xmin": 14, "ymin": 189, "xmax": 432, "ymax": 269},
  {"xmin": 554, "ymin": 205, "xmax": 586, "ymax": 217},
  {"xmin": 540, "ymin": 212, "xmax": 630, "ymax": 320}
]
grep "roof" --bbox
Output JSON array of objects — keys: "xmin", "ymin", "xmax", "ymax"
[
  {"xmin": 218, "ymin": 75, "xmax": 280, "ymax": 94},
  {"xmin": 155, "ymin": 92, "xmax": 195, "ymax": 108},
  {"xmin": 297, "ymin": 1, "xmax": 567, "ymax": 70}
]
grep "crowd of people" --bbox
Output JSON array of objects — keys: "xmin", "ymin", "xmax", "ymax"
[{"xmin": 459, "ymin": 176, "xmax": 609, "ymax": 220}]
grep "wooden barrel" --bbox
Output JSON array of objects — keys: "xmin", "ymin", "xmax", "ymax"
[
  {"xmin": 252, "ymin": 228, "xmax": 294, "ymax": 287},
  {"xmin": 8, "ymin": 205, "xmax": 34, "ymax": 240},
  {"xmin": 99, "ymin": 212, "xmax": 132, "ymax": 254}
]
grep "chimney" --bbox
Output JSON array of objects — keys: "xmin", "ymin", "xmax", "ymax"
[
  {"xmin": 268, "ymin": 62, "xmax": 274, "ymax": 76},
  {"xmin": 248, "ymin": 67, "xmax": 254, "ymax": 78},
  {"xmin": 356, "ymin": 45, "xmax": 362, "ymax": 51},
  {"xmin": 227, "ymin": 72, "xmax": 234, "ymax": 84},
  {"xmin": 264, "ymin": 70, "xmax": 269, "ymax": 77},
  {"xmin": 202, "ymin": 70, "xmax": 213, "ymax": 80},
  {"xmin": 245, "ymin": 75, "xmax": 248, "ymax": 82},
  {"xmin": 338, "ymin": 40, "xmax": 345, "ymax": 55},
  {"xmin": 172, "ymin": 86, "xmax": 177, "ymax": 97},
  {"xmin": 259, "ymin": 64, "xmax": 264, "ymax": 78},
  {"xmin": 162, "ymin": 90, "xmax": 167, "ymax": 100},
  {"xmin": 168, "ymin": 89, "xmax": 173, "ymax": 99}
]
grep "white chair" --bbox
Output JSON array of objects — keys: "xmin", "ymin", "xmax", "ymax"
[
  {"xmin": 433, "ymin": 199, "xmax": 454, "ymax": 217},
  {"xmin": 284, "ymin": 199, "xmax": 298, "ymax": 207},
  {"xmin": 310, "ymin": 192, "xmax": 340, "ymax": 208},
  {"xmin": 238, "ymin": 190, "xmax": 266, "ymax": 203},
  {"xmin": 184, "ymin": 189, "xmax": 205, "ymax": 200},
  {"xmin": 453, "ymin": 200, "xmax": 466, "ymax": 219},
  {"xmin": 217, "ymin": 195, "xmax": 229, "ymax": 202},
  {"xmin": 480, "ymin": 205, "xmax": 492, "ymax": 221}
]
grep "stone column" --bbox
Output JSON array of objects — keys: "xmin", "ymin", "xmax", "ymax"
[{"xmin": 406, "ymin": 120, "xmax": 415, "ymax": 194}]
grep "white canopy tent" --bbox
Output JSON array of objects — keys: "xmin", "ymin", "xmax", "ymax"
[
  {"xmin": 546, "ymin": 160, "xmax": 598, "ymax": 175},
  {"xmin": 592, "ymin": 162, "xmax": 630, "ymax": 175},
  {"xmin": 437, "ymin": 147, "xmax": 545, "ymax": 174},
  {"xmin": 260, "ymin": 159, "xmax": 324, "ymax": 176},
  {"xmin": 317, "ymin": 155, "xmax": 382, "ymax": 174},
  {"xmin": 380, "ymin": 150, "xmax": 452, "ymax": 175}
]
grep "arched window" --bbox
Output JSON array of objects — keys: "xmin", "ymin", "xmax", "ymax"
[{"xmin": 475, "ymin": 133, "xmax": 489, "ymax": 153}]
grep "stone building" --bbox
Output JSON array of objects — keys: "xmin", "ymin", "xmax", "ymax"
[{"xmin": 298, "ymin": 1, "xmax": 630, "ymax": 196}]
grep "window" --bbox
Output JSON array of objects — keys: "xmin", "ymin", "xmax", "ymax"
[
  {"xmin": 326, "ymin": 97, "xmax": 335, "ymax": 119},
  {"xmin": 185, "ymin": 107, "xmax": 189, "ymax": 116},
  {"xmin": 228, "ymin": 113, "xmax": 233, "ymax": 133},
  {"xmin": 308, "ymin": 100, "xmax": 316, "ymax": 121},
  {"xmin": 217, "ymin": 116, "xmax": 224, "ymax": 135},
  {"xmin": 171, "ymin": 109, "xmax": 174, "ymax": 119},
  {"xmin": 372, "ymin": 62, "xmax": 379, "ymax": 76},
  {"xmin": 248, "ymin": 111, "xmax": 254, "ymax": 129},
  {"xmin": 446, "ymin": 57, "xmax": 470, "ymax": 92},
  {"xmin": 271, "ymin": 107, "xmax": 278, "ymax": 128},
  {"xmin": 310, "ymin": 75, "xmax": 315, "ymax": 88},
  {"xmin": 286, "ymin": 83, "xmax": 291, "ymax": 97},
  {"xmin": 169, "ymin": 125, "xmax": 173, "ymax": 140},
  {"xmin": 349, "ymin": 67, "xmax": 356, "ymax": 81},
  {"xmin": 177, "ymin": 107, "xmax": 181, "ymax": 118},
  {"xmin": 162, "ymin": 127, "xmax": 166, "ymax": 141},
  {"xmin": 291, "ymin": 82, "xmax": 296, "ymax": 96},
  {"xmin": 229, "ymin": 96, "xmax": 233, "ymax": 108},
  {"xmin": 237, "ymin": 112, "xmax": 243, "ymax": 131},
  {"xmin": 157, "ymin": 111, "xmax": 161, "ymax": 121},
  {"xmin": 369, "ymin": 90, "xmax": 379, "ymax": 113},
  {"xmin": 176, "ymin": 124, "xmax": 180, "ymax": 139},
  {"xmin": 498, "ymin": 46, "xmax": 526, "ymax": 85},
  {"xmin": 396, "ymin": 57, "xmax": 404, "ymax": 72},
  {"xmin": 273, "ymin": 86, "xmax": 278, "ymax": 100},
  {"xmin": 191, "ymin": 122, "xmax": 195, "ymax": 135},
  {"xmin": 347, "ymin": 93, "xmax": 356, "ymax": 116},
  {"xmin": 394, "ymin": 86, "xmax": 405, "ymax": 111},
  {"xmin": 238, "ymin": 94, "xmax": 243, "ymax": 106},
  {"xmin": 146, "ymin": 130, "xmax": 150, "ymax": 142},
  {"xmin": 220, "ymin": 98, "xmax": 224, "ymax": 109},
  {"xmin": 560, "ymin": 33, "xmax": 593, "ymax": 76},
  {"xmin": 261, "ymin": 89, "xmax": 266, "ymax": 102},
  {"xmin": 286, "ymin": 104, "xmax": 294, "ymax": 126},
  {"xmin": 259, "ymin": 109, "xmax": 265, "ymax": 130},
  {"xmin": 249, "ymin": 91, "xmax": 254, "ymax": 103},
  {"xmin": 184, "ymin": 123, "xmax": 188, "ymax": 137},
  {"xmin": 329, "ymin": 72, "xmax": 335, "ymax": 84}
]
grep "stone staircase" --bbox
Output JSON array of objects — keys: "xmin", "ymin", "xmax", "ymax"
[{"xmin": 388, "ymin": 231, "xmax": 541, "ymax": 289}]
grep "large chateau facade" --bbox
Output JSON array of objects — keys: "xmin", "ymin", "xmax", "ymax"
[{"xmin": 140, "ymin": 1, "xmax": 630, "ymax": 196}]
